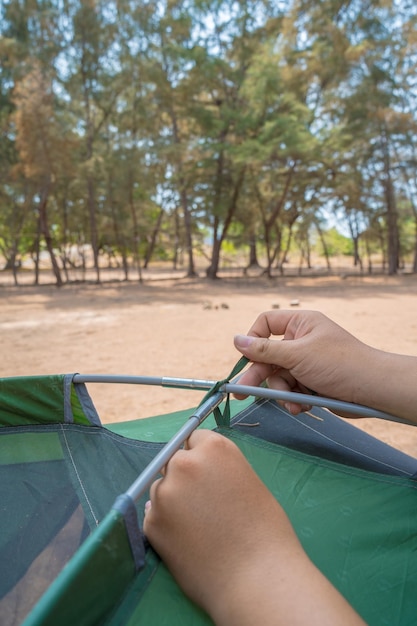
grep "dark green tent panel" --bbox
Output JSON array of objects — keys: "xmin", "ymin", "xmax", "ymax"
[
  {"xmin": 0, "ymin": 374, "xmax": 416, "ymax": 625},
  {"xmin": 0, "ymin": 375, "xmax": 100, "ymax": 428}
]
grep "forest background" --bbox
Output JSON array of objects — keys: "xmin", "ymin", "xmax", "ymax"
[{"xmin": 0, "ymin": 0, "xmax": 416, "ymax": 287}]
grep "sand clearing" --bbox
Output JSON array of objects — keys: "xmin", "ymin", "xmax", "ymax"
[{"xmin": 1, "ymin": 272, "xmax": 417, "ymax": 457}]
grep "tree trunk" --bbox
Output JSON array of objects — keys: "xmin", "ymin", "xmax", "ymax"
[
  {"xmin": 381, "ymin": 126, "xmax": 399, "ymax": 275},
  {"xmin": 247, "ymin": 232, "xmax": 260, "ymax": 269},
  {"xmin": 278, "ymin": 213, "xmax": 299, "ymax": 274},
  {"xmin": 309, "ymin": 220, "xmax": 332, "ymax": 272},
  {"xmin": 346, "ymin": 214, "xmax": 362, "ymax": 269},
  {"xmin": 206, "ymin": 228, "xmax": 222, "ymax": 280},
  {"xmin": 166, "ymin": 94, "xmax": 197, "ymax": 278},
  {"xmin": 262, "ymin": 165, "xmax": 295, "ymax": 279},
  {"xmin": 364, "ymin": 238, "xmax": 373, "ymax": 274},
  {"xmin": 144, "ymin": 208, "xmax": 164, "ymax": 269},
  {"xmin": 397, "ymin": 164, "xmax": 417, "ymax": 274},
  {"xmin": 38, "ymin": 186, "xmax": 63, "ymax": 287},
  {"xmin": 263, "ymin": 220, "xmax": 274, "ymax": 279},
  {"xmin": 352, "ymin": 236, "xmax": 362, "ymax": 268},
  {"xmin": 32, "ymin": 215, "xmax": 41, "ymax": 286},
  {"xmin": 180, "ymin": 187, "xmax": 198, "ymax": 278},
  {"xmin": 10, "ymin": 246, "xmax": 19, "ymax": 287},
  {"xmin": 172, "ymin": 207, "xmax": 181, "ymax": 270},
  {"xmin": 87, "ymin": 176, "xmax": 100, "ymax": 283},
  {"xmin": 127, "ymin": 178, "xmax": 142, "ymax": 283},
  {"xmin": 206, "ymin": 167, "xmax": 246, "ymax": 280}
]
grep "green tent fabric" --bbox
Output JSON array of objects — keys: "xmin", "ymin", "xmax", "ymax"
[
  {"xmin": 0, "ymin": 374, "xmax": 416, "ymax": 625},
  {"xmin": 21, "ymin": 430, "xmax": 417, "ymax": 626},
  {"xmin": 0, "ymin": 375, "xmax": 100, "ymax": 427}
]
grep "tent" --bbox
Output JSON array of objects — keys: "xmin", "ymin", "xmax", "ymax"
[{"xmin": 0, "ymin": 364, "xmax": 416, "ymax": 626}]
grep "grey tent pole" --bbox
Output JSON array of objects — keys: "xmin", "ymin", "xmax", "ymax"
[
  {"xmin": 72, "ymin": 373, "xmax": 411, "ymax": 424},
  {"xmin": 222, "ymin": 383, "xmax": 414, "ymax": 425},
  {"xmin": 73, "ymin": 373, "xmax": 215, "ymax": 390},
  {"xmin": 125, "ymin": 390, "xmax": 225, "ymax": 503}
]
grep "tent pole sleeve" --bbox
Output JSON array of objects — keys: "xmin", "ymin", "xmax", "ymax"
[
  {"xmin": 112, "ymin": 494, "xmax": 146, "ymax": 571},
  {"xmin": 125, "ymin": 390, "xmax": 226, "ymax": 503}
]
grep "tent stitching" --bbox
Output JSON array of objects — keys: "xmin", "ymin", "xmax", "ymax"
[
  {"xmin": 221, "ymin": 429, "xmax": 417, "ymax": 490},
  {"xmin": 59, "ymin": 424, "xmax": 99, "ymax": 526},
  {"xmin": 234, "ymin": 399, "xmax": 414, "ymax": 477}
]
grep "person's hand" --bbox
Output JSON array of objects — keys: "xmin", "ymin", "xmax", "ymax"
[
  {"xmin": 143, "ymin": 429, "xmax": 300, "ymax": 623},
  {"xmin": 143, "ymin": 429, "xmax": 365, "ymax": 625},
  {"xmin": 233, "ymin": 310, "xmax": 371, "ymax": 415}
]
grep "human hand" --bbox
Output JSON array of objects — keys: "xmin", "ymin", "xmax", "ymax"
[
  {"xmin": 143, "ymin": 429, "xmax": 365, "ymax": 625},
  {"xmin": 233, "ymin": 310, "xmax": 371, "ymax": 414},
  {"xmin": 143, "ymin": 429, "xmax": 302, "ymax": 625}
]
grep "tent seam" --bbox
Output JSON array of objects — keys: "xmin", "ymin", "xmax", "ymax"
[
  {"xmin": 60, "ymin": 424, "xmax": 99, "ymax": 526},
  {"xmin": 232, "ymin": 399, "xmax": 416, "ymax": 478},
  {"xmin": 268, "ymin": 403, "xmax": 412, "ymax": 476},
  {"xmin": 223, "ymin": 428, "xmax": 417, "ymax": 490}
]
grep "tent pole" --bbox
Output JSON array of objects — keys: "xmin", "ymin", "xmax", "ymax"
[
  {"xmin": 73, "ymin": 374, "xmax": 411, "ymax": 424},
  {"xmin": 125, "ymin": 390, "xmax": 225, "ymax": 503},
  {"xmin": 73, "ymin": 373, "xmax": 215, "ymax": 390},
  {"xmin": 222, "ymin": 384, "xmax": 413, "ymax": 425}
]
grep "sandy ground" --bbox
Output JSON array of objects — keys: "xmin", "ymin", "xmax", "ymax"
[{"xmin": 1, "ymin": 272, "xmax": 417, "ymax": 458}]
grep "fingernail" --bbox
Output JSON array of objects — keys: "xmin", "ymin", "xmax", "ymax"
[
  {"xmin": 234, "ymin": 334, "xmax": 254, "ymax": 348},
  {"xmin": 144, "ymin": 500, "xmax": 151, "ymax": 513}
]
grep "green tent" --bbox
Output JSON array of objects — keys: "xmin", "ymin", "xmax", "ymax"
[{"xmin": 0, "ymin": 370, "xmax": 416, "ymax": 626}]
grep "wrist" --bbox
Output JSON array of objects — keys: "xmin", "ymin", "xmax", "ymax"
[
  {"xmin": 211, "ymin": 546, "xmax": 364, "ymax": 626},
  {"xmin": 349, "ymin": 344, "xmax": 381, "ymax": 407},
  {"xmin": 352, "ymin": 347, "xmax": 417, "ymax": 423},
  {"xmin": 209, "ymin": 547, "xmax": 291, "ymax": 626}
]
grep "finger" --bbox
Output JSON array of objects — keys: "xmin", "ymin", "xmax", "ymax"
[
  {"xmin": 247, "ymin": 310, "xmax": 298, "ymax": 339},
  {"xmin": 143, "ymin": 478, "xmax": 162, "ymax": 531},
  {"xmin": 144, "ymin": 499, "xmax": 152, "ymax": 516},
  {"xmin": 143, "ymin": 490, "xmax": 158, "ymax": 536},
  {"xmin": 154, "ymin": 434, "xmax": 210, "ymax": 485},
  {"xmin": 267, "ymin": 368, "xmax": 297, "ymax": 390},
  {"xmin": 185, "ymin": 429, "xmax": 221, "ymax": 449},
  {"xmin": 234, "ymin": 334, "xmax": 296, "ymax": 370},
  {"xmin": 284, "ymin": 401, "xmax": 313, "ymax": 415},
  {"xmin": 160, "ymin": 445, "xmax": 190, "ymax": 476},
  {"xmin": 266, "ymin": 372, "xmax": 309, "ymax": 414},
  {"xmin": 235, "ymin": 364, "xmax": 294, "ymax": 394},
  {"xmin": 267, "ymin": 377, "xmax": 311, "ymax": 415},
  {"xmin": 157, "ymin": 444, "xmax": 189, "ymax": 478},
  {"xmin": 148, "ymin": 476, "xmax": 163, "ymax": 500},
  {"xmin": 233, "ymin": 362, "xmax": 275, "ymax": 398}
]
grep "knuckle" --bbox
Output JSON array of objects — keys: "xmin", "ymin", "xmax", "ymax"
[
  {"xmin": 256, "ymin": 338, "xmax": 273, "ymax": 359},
  {"xmin": 169, "ymin": 449, "xmax": 191, "ymax": 472}
]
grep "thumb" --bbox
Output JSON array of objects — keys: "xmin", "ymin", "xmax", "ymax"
[{"xmin": 234, "ymin": 334, "xmax": 293, "ymax": 368}]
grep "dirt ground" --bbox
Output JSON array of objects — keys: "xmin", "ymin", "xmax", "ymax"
[{"xmin": 1, "ymin": 272, "xmax": 417, "ymax": 458}]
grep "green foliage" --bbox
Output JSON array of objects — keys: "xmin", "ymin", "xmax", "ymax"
[
  {"xmin": 316, "ymin": 228, "xmax": 354, "ymax": 257},
  {"xmin": 0, "ymin": 0, "xmax": 416, "ymax": 280}
]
